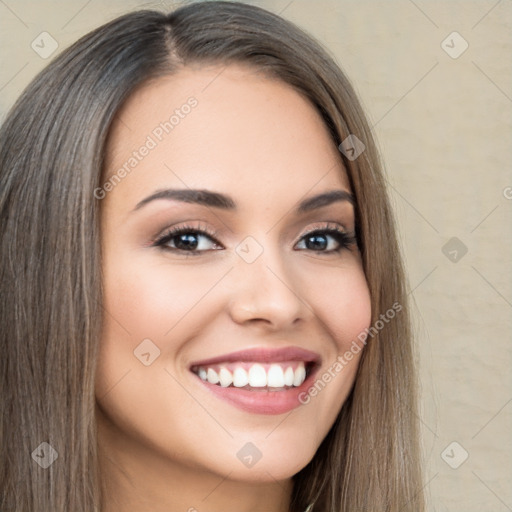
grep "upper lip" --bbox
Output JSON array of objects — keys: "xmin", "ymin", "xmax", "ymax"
[{"xmin": 189, "ymin": 346, "xmax": 321, "ymax": 368}]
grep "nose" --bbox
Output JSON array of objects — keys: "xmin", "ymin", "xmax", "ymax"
[{"xmin": 227, "ymin": 244, "xmax": 313, "ymax": 330}]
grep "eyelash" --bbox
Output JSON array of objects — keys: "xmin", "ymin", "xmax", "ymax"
[{"xmin": 153, "ymin": 222, "xmax": 357, "ymax": 256}]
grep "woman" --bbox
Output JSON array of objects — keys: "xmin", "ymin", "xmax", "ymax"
[{"xmin": 0, "ymin": 2, "xmax": 424, "ymax": 511}]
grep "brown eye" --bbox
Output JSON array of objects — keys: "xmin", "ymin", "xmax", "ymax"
[
  {"xmin": 295, "ymin": 228, "xmax": 356, "ymax": 254},
  {"xmin": 154, "ymin": 224, "xmax": 223, "ymax": 254}
]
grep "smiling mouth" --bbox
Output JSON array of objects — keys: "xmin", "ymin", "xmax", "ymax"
[
  {"xmin": 188, "ymin": 346, "xmax": 321, "ymax": 414},
  {"xmin": 190, "ymin": 360, "xmax": 315, "ymax": 391}
]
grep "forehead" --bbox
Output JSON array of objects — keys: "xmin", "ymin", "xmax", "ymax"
[{"xmin": 103, "ymin": 64, "xmax": 350, "ymax": 211}]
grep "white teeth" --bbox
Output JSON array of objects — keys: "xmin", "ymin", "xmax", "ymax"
[
  {"xmin": 267, "ymin": 364, "xmax": 285, "ymax": 387},
  {"xmin": 293, "ymin": 364, "xmax": 306, "ymax": 387},
  {"xmin": 283, "ymin": 366, "xmax": 294, "ymax": 386},
  {"xmin": 206, "ymin": 368, "xmax": 219, "ymax": 385},
  {"xmin": 233, "ymin": 367, "xmax": 249, "ymax": 387},
  {"xmin": 196, "ymin": 361, "xmax": 309, "ymax": 388},
  {"xmin": 248, "ymin": 364, "xmax": 267, "ymax": 387},
  {"xmin": 218, "ymin": 367, "xmax": 233, "ymax": 387}
]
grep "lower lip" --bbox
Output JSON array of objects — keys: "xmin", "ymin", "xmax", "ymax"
[{"xmin": 192, "ymin": 367, "xmax": 319, "ymax": 415}]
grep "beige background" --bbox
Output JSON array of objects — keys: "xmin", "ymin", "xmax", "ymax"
[{"xmin": 1, "ymin": 0, "xmax": 511, "ymax": 510}]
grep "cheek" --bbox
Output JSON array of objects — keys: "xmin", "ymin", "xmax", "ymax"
[
  {"xmin": 95, "ymin": 247, "xmax": 218, "ymax": 401},
  {"xmin": 299, "ymin": 259, "xmax": 371, "ymax": 409},
  {"xmin": 101, "ymin": 250, "xmax": 226, "ymax": 340},
  {"xmin": 304, "ymin": 259, "xmax": 372, "ymax": 352},
  {"xmin": 95, "ymin": 251, "xmax": 221, "ymax": 459}
]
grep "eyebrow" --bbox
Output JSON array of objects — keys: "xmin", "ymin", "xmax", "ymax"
[{"xmin": 132, "ymin": 188, "xmax": 355, "ymax": 214}]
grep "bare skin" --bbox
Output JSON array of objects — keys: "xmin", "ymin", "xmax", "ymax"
[{"xmin": 96, "ymin": 63, "xmax": 372, "ymax": 512}]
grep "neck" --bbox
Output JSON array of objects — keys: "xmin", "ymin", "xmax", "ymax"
[{"xmin": 96, "ymin": 407, "xmax": 293, "ymax": 512}]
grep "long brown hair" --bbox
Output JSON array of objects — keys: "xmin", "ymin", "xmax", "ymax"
[{"xmin": 0, "ymin": 2, "xmax": 424, "ymax": 510}]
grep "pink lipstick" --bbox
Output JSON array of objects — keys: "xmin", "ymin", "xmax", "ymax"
[{"xmin": 189, "ymin": 346, "xmax": 321, "ymax": 415}]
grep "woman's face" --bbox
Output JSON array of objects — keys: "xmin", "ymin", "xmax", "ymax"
[{"xmin": 96, "ymin": 63, "xmax": 371, "ymax": 486}]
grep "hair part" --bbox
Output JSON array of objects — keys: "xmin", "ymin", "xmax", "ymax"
[{"xmin": 0, "ymin": 2, "xmax": 423, "ymax": 511}]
